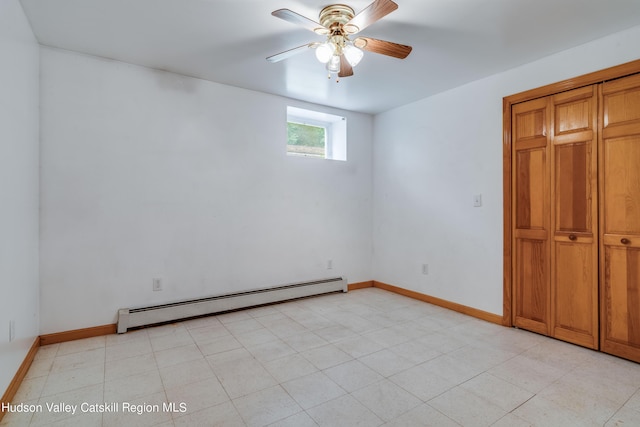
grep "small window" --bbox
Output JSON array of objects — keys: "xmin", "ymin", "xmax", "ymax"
[
  {"xmin": 287, "ymin": 122, "xmax": 326, "ymax": 158},
  {"xmin": 287, "ymin": 106, "xmax": 346, "ymax": 161}
]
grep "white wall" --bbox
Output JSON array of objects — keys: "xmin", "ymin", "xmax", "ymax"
[
  {"xmin": 39, "ymin": 48, "xmax": 373, "ymax": 334},
  {"xmin": 0, "ymin": 0, "xmax": 40, "ymax": 395},
  {"xmin": 373, "ymin": 25, "xmax": 640, "ymax": 316}
]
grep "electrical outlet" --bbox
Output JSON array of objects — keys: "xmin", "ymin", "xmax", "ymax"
[
  {"xmin": 153, "ymin": 278, "xmax": 162, "ymax": 292},
  {"xmin": 422, "ymin": 264, "xmax": 429, "ymax": 275},
  {"xmin": 9, "ymin": 320, "xmax": 15, "ymax": 342},
  {"xmin": 327, "ymin": 260, "xmax": 333, "ymax": 270}
]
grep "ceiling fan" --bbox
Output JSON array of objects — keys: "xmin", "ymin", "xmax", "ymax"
[{"xmin": 267, "ymin": 0, "xmax": 412, "ymax": 80}]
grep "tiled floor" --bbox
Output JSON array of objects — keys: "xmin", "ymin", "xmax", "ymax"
[{"xmin": 3, "ymin": 288, "xmax": 640, "ymax": 426}]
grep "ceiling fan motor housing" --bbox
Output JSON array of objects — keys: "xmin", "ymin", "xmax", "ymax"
[{"xmin": 318, "ymin": 4, "xmax": 359, "ymax": 34}]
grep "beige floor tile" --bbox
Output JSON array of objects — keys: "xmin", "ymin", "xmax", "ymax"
[
  {"xmin": 165, "ymin": 376, "xmax": 229, "ymax": 414},
  {"xmin": 313, "ymin": 325, "xmax": 358, "ymax": 343},
  {"xmin": 513, "ymin": 395, "xmax": 600, "ymax": 427},
  {"xmin": 359, "ymin": 349, "xmax": 415, "ymax": 377},
  {"xmin": 102, "ymin": 391, "xmax": 172, "ymax": 427},
  {"xmin": 448, "ymin": 344, "xmax": 518, "ymax": 371},
  {"xmin": 181, "ymin": 315, "xmax": 222, "ymax": 330},
  {"xmin": 49, "ymin": 347, "xmax": 105, "ymax": 374},
  {"xmin": 263, "ymin": 318, "xmax": 308, "ymax": 339},
  {"xmin": 537, "ymin": 376, "xmax": 622, "ymax": 425},
  {"xmin": 389, "ymin": 363, "xmax": 457, "ymax": 401},
  {"xmin": 282, "ymin": 371, "xmax": 346, "ymax": 410},
  {"xmin": 33, "ymin": 344, "xmax": 59, "ymax": 360},
  {"xmin": 262, "ymin": 353, "xmax": 318, "ymax": 383},
  {"xmin": 24, "ymin": 357, "xmax": 54, "ymax": 380},
  {"xmin": 173, "ymin": 401, "xmax": 245, "ymax": 427},
  {"xmin": 428, "ymin": 387, "xmax": 507, "ymax": 427},
  {"xmin": 223, "ymin": 318, "xmax": 264, "ymax": 335},
  {"xmin": 56, "ymin": 336, "xmax": 105, "ymax": 356},
  {"xmin": 417, "ymin": 331, "xmax": 467, "ymax": 353},
  {"xmin": 490, "ymin": 413, "xmax": 532, "ymax": 427},
  {"xmin": 605, "ymin": 406, "xmax": 640, "ymax": 427},
  {"xmin": 460, "ymin": 372, "xmax": 533, "ymax": 412},
  {"xmin": 382, "ymin": 403, "xmax": 460, "ymax": 427},
  {"xmin": 333, "ymin": 335, "xmax": 385, "ymax": 358},
  {"xmin": 186, "ymin": 322, "xmax": 230, "ymax": 344},
  {"xmin": 154, "ymin": 343, "xmax": 203, "ymax": 368},
  {"xmin": 105, "ymin": 339, "xmax": 153, "ymax": 362},
  {"xmin": 282, "ymin": 332, "xmax": 328, "ymax": 352},
  {"xmin": 0, "ymin": 402, "xmax": 36, "ymax": 426},
  {"xmin": 31, "ymin": 383, "xmax": 103, "ymax": 427},
  {"xmin": 149, "ymin": 328, "xmax": 195, "ymax": 352},
  {"xmin": 419, "ymin": 354, "xmax": 484, "ymax": 385},
  {"xmin": 324, "ymin": 360, "xmax": 384, "ymax": 393},
  {"xmin": 159, "ymin": 357, "xmax": 215, "ymax": 389},
  {"xmin": 234, "ymin": 328, "xmax": 279, "ymax": 347},
  {"xmin": 40, "ymin": 363, "xmax": 104, "ymax": 397},
  {"xmin": 267, "ymin": 411, "xmax": 317, "ymax": 427},
  {"xmin": 11, "ymin": 375, "xmax": 47, "ymax": 402},
  {"xmin": 389, "ymin": 339, "xmax": 442, "ymax": 365},
  {"xmin": 245, "ymin": 305, "xmax": 281, "ymax": 318},
  {"xmin": 301, "ymin": 344, "xmax": 352, "ymax": 370},
  {"xmin": 105, "ymin": 352, "xmax": 158, "ymax": 382},
  {"xmin": 362, "ymin": 327, "xmax": 412, "ymax": 348},
  {"xmin": 103, "ymin": 369, "xmax": 164, "ymax": 402},
  {"xmin": 196, "ymin": 334, "xmax": 242, "ymax": 356},
  {"xmin": 352, "ymin": 379, "xmax": 422, "ymax": 422},
  {"xmin": 217, "ymin": 310, "xmax": 253, "ymax": 324},
  {"xmin": 488, "ymin": 355, "xmax": 566, "ymax": 394},
  {"xmin": 246, "ymin": 339, "xmax": 296, "ymax": 363},
  {"xmin": 233, "ymin": 385, "xmax": 301, "ymax": 427},
  {"xmin": 307, "ymin": 395, "xmax": 383, "ymax": 427},
  {"xmin": 210, "ymin": 354, "xmax": 278, "ymax": 399}
]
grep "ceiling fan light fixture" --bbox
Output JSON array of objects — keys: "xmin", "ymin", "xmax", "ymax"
[
  {"xmin": 326, "ymin": 54, "xmax": 341, "ymax": 73},
  {"xmin": 344, "ymin": 43, "xmax": 363, "ymax": 67},
  {"xmin": 315, "ymin": 42, "xmax": 335, "ymax": 63}
]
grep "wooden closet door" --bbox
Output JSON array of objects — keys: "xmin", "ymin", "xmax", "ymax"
[
  {"xmin": 601, "ymin": 73, "xmax": 640, "ymax": 363},
  {"xmin": 512, "ymin": 97, "xmax": 551, "ymax": 335},
  {"xmin": 550, "ymin": 86, "xmax": 599, "ymax": 349}
]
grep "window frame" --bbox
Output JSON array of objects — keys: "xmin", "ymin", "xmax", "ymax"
[{"xmin": 286, "ymin": 106, "xmax": 346, "ymax": 161}]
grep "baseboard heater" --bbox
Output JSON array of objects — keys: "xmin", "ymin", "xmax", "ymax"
[{"xmin": 117, "ymin": 276, "xmax": 347, "ymax": 333}]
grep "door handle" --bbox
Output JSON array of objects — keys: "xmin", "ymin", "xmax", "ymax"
[
  {"xmin": 568, "ymin": 234, "xmax": 577, "ymax": 241},
  {"xmin": 621, "ymin": 238, "xmax": 631, "ymax": 245}
]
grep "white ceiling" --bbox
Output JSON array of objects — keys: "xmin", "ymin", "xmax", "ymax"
[{"xmin": 19, "ymin": 0, "xmax": 640, "ymax": 114}]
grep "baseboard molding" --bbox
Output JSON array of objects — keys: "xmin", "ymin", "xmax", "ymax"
[
  {"xmin": 0, "ymin": 337, "xmax": 40, "ymax": 422},
  {"xmin": 40, "ymin": 324, "xmax": 117, "ymax": 346},
  {"xmin": 372, "ymin": 281, "xmax": 503, "ymax": 325},
  {"xmin": 348, "ymin": 281, "xmax": 374, "ymax": 291}
]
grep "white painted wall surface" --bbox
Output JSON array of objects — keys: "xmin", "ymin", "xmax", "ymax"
[
  {"xmin": 39, "ymin": 48, "xmax": 373, "ymax": 334},
  {"xmin": 0, "ymin": 0, "xmax": 40, "ymax": 395},
  {"xmin": 373, "ymin": 25, "xmax": 640, "ymax": 316}
]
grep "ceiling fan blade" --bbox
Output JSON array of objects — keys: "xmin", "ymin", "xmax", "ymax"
[
  {"xmin": 354, "ymin": 37, "xmax": 412, "ymax": 59},
  {"xmin": 266, "ymin": 43, "xmax": 313, "ymax": 63},
  {"xmin": 345, "ymin": 0, "xmax": 398, "ymax": 34},
  {"xmin": 272, "ymin": 9, "xmax": 327, "ymax": 34},
  {"xmin": 338, "ymin": 55, "xmax": 354, "ymax": 78}
]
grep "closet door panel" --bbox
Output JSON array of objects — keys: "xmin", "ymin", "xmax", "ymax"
[
  {"xmin": 551, "ymin": 86, "xmax": 599, "ymax": 349},
  {"xmin": 553, "ymin": 241, "xmax": 597, "ymax": 346},
  {"xmin": 555, "ymin": 143, "xmax": 589, "ymax": 232},
  {"xmin": 601, "ymin": 73, "xmax": 640, "ymax": 362},
  {"xmin": 602, "ymin": 247, "xmax": 640, "ymax": 359},
  {"xmin": 514, "ymin": 238, "xmax": 548, "ymax": 334},
  {"xmin": 512, "ymin": 98, "xmax": 550, "ymax": 334},
  {"xmin": 603, "ymin": 136, "xmax": 640, "ymax": 234}
]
